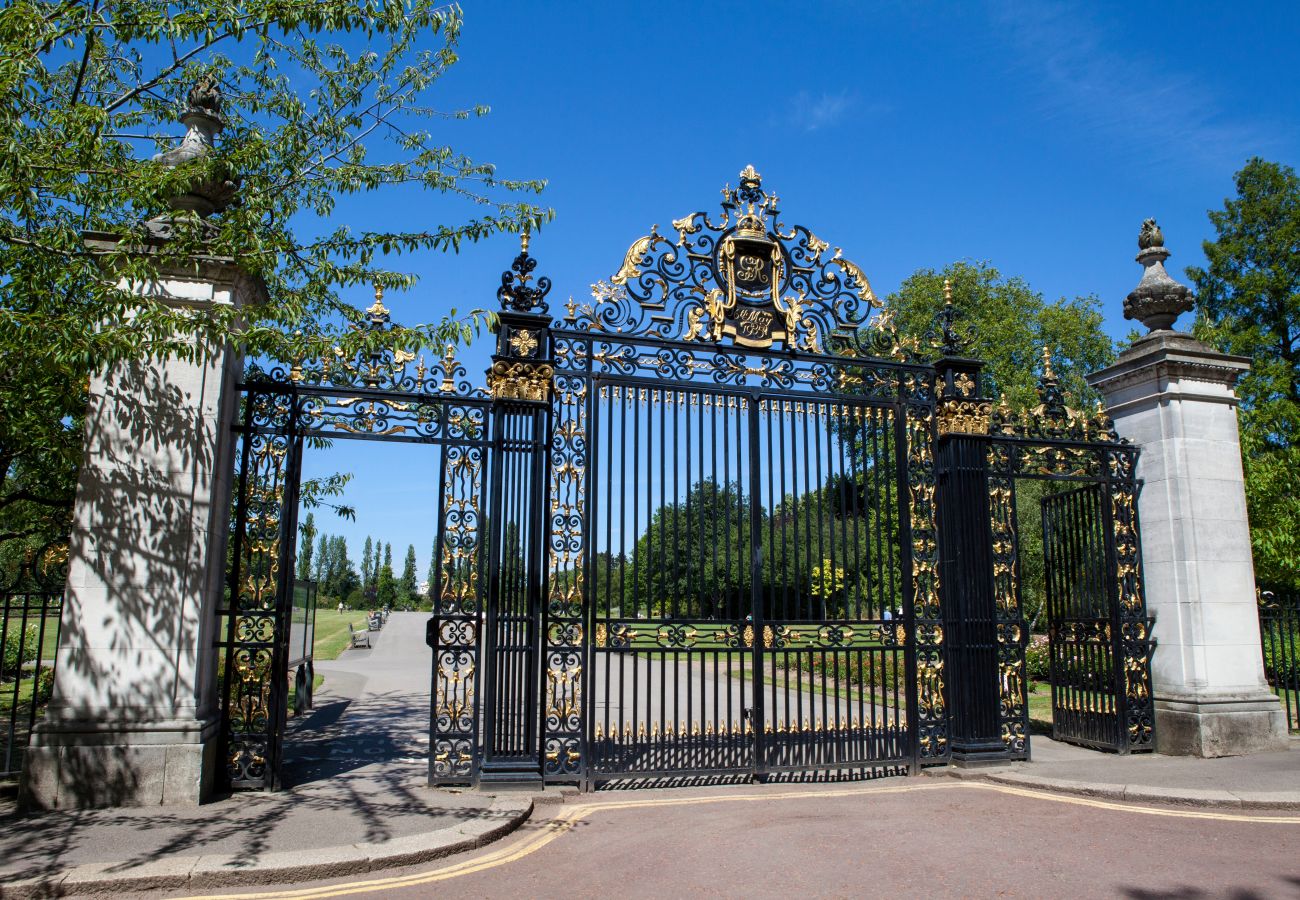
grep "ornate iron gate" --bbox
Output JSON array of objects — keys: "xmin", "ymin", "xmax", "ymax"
[
  {"xmin": 982, "ymin": 357, "xmax": 1156, "ymax": 754},
  {"xmin": 538, "ymin": 166, "xmax": 942, "ymax": 785},
  {"xmin": 1041, "ymin": 484, "xmax": 1149, "ymax": 751},
  {"xmin": 219, "ymin": 166, "xmax": 1158, "ymax": 792},
  {"xmin": 220, "ymin": 294, "xmax": 492, "ymax": 791}
]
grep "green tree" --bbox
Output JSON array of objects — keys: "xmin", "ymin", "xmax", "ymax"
[
  {"xmin": 1188, "ymin": 158, "xmax": 1300, "ymax": 590},
  {"xmin": 296, "ymin": 513, "xmax": 317, "ymax": 582},
  {"xmin": 360, "ymin": 536, "xmax": 374, "ymax": 597},
  {"xmin": 0, "ymin": 2, "xmax": 548, "ymax": 576},
  {"xmin": 426, "ymin": 541, "xmax": 439, "ymax": 603},
  {"xmin": 313, "ymin": 533, "xmax": 329, "ymax": 585},
  {"xmin": 887, "ymin": 261, "xmax": 1115, "ymax": 408},
  {"xmin": 376, "ymin": 542, "xmax": 396, "ymax": 608},
  {"xmin": 399, "ymin": 543, "xmax": 419, "ymax": 606}
]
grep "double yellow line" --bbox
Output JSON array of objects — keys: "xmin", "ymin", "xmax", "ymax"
[{"xmin": 179, "ymin": 781, "xmax": 1300, "ymax": 900}]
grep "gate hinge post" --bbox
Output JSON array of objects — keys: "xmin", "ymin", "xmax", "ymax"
[{"xmin": 933, "ymin": 347, "xmax": 1020, "ymax": 765}]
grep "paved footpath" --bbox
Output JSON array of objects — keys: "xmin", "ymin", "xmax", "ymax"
[
  {"xmin": 1, "ymin": 613, "xmax": 1297, "ymax": 897},
  {"xmin": 141, "ymin": 779, "xmax": 1300, "ymax": 900},
  {"xmin": 0, "ymin": 614, "xmax": 533, "ymax": 897}
]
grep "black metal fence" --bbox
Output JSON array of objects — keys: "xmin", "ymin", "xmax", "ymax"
[
  {"xmin": 1, "ymin": 592, "xmax": 63, "ymax": 779},
  {"xmin": 1258, "ymin": 589, "xmax": 1299, "ymax": 732}
]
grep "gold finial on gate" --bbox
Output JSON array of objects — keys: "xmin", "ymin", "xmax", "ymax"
[
  {"xmin": 1041, "ymin": 345, "xmax": 1056, "ymax": 379},
  {"xmin": 440, "ymin": 343, "xmax": 457, "ymax": 393},
  {"xmin": 520, "ymin": 225, "xmax": 531, "ymax": 255},
  {"xmin": 366, "ymin": 282, "xmax": 390, "ymax": 328},
  {"xmin": 943, "ymin": 277, "xmax": 953, "ymax": 304}
]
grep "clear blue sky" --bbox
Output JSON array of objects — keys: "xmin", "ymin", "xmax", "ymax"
[{"xmin": 299, "ymin": 0, "xmax": 1300, "ymax": 577}]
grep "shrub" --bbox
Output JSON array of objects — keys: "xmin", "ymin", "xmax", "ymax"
[
  {"xmin": 1260, "ymin": 624, "xmax": 1300, "ymax": 685},
  {"xmin": 2, "ymin": 624, "xmax": 39, "ymax": 680},
  {"xmin": 1024, "ymin": 634, "xmax": 1051, "ymax": 682},
  {"xmin": 35, "ymin": 666, "xmax": 55, "ymax": 703}
]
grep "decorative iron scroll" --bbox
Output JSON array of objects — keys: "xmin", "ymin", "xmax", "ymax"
[
  {"xmin": 989, "ymin": 475, "xmax": 1027, "ymax": 753},
  {"xmin": 555, "ymin": 335, "xmax": 920, "ymax": 404},
  {"xmin": 543, "ymin": 366, "xmax": 587, "ymax": 777},
  {"xmin": 990, "ymin": 348, "xmax": 1120, "ymax": 444},
  {"xmin": 1112, "ymin": 479, "xmax": 1155, "ymax": 749},
  {"xmin": 571, "ymin": 165, "xmax": 907, "ymax": 359},
  {"xmin": 904, "ymin": 376, "xmax": 946, "ymax": 759},
  {"xmin": 222, "ymin": 391, "xmax": 294, "ymax": 788},
  {"xmin": 431, "ymin": 443, "xmax": 485, "ymax": 781}
]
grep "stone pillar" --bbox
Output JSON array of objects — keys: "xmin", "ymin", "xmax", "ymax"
[
  {"xmin": 1086, "ymin": 220, "xmax": 1287, "ymax": 757},
  {"xmin": 22, "ymin": 256, "xmax": 265, "ymax": 807}
]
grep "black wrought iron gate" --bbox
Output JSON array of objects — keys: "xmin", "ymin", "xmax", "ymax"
[
  {"xmin": 218, "ymin": 166, "xmax": 1158, "ymax": 793},
  {"xmin": 1042, "ymin": 484, "xmax": 1148, "ymax": 751},
  {"xmin": 583, "ymin": 382, "xmax": 916, "ymax": 781}
]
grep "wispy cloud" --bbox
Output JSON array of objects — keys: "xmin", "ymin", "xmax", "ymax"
[
  {"xmin": 784, "ymin": 89, "xmax": 869, "ymax": 133},
  {"xmin": 989, "ymin": 1, "xmax": 1284, "ymax": 171}
]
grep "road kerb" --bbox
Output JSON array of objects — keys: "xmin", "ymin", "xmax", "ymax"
[{"xmin": 0, "ymin": 797, "xmax": 534, "ymax": 899}]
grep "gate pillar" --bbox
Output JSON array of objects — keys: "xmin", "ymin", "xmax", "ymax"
[
  {"xmin": 22, "ymin": 252, "xmax": 263, "ymax": 807},
  {"xmin": 478, "ymin": 234, "xmax": 554, "ymax": 785},
  {"xmin": 1087, "ymin": 222, "xmax": 1288, "ymax": 756},
  {"xmin": 21, "ymin": 84, "xmax": 263, "ymax": 807},
  {"xmin": 934, "ymin": 350, "xmax": 1008, "ymax": 763}
]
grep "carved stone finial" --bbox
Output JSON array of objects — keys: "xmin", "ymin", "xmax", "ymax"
[
  {"xmin": 148, "ymin": 74, "xmax": 237, "ymax": 225},
  {"xmin": 187, "ymin": 74, "xmax": 223, "ymax": 118},
  {"xmin": 1125, "ymin": 218, "xmax": 1193, "ymax": 333},
  {"xmin": 1138, "ymin": 218, "xmax": 1164, "ymax": 250}
]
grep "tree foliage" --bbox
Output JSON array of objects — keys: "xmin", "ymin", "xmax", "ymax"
[
  {"xmin": 1188, "ymin": 158, "xmax": 1300, "ymax": 589},
  {"xmin": 0, "ymin": 1, "xmax": 548, "ymax": 577},
  {"xmin": 886, "ymin": 261, "xmax": 1116, "ymax": 409}
]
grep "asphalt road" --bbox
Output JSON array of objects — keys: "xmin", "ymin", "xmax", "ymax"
[{"xmin": 159, "ymin": 779, "xmax": 1300, "ymax": 900}]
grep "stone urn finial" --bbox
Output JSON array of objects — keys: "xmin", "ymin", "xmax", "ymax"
[
  {"xmin": 149, "ymin": 73, "xmax": 238, "ymax": 223},
  {"xmin": 1124, "ymin": 218, "xmax": 1193, "ymax": 333}
]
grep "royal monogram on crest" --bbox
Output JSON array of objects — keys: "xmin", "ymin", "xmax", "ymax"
[{"xmin": 575, "ymin": 166, "xmax": 901, "ymax": 357}]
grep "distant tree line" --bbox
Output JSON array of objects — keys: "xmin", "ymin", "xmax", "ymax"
[{"xmin": 295, "ymin": 513, "xmax": 427, "ymax": 610}]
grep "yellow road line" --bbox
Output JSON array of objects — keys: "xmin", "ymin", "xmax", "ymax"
[{"xmin": 176, "ymin": 780, "xmax": 1300, "ymax": 900}]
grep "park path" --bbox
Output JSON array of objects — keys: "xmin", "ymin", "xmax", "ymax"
[{"xmin": 282, "ymin": 611, "xmax": 432, "ymax": 788}]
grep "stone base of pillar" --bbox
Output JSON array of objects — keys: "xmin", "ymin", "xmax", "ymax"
[
  {"xmin": 20, "ymin": 717, "xmax": 218, "ymax": 809},
  {"xmin": 1153, "ymin": 691, "xmax": 1289, "ymax": 758}
]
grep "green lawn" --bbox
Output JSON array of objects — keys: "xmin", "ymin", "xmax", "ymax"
[
  {"xmin": 1028, "ymin": 680, "xmax": 1053, "ymax": 731},
  {"xmin": 0, "ymin": 673, "xmax": 48, "ymax": 723},
  {"xmin": 312, "ymin": 610, "xmax": 366, "ymax": 661}
]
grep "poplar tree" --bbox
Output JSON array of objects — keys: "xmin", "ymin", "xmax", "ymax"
[
  {"xmin": 376, "ymin": 542, "xmax": 396, "ymax": 608},
  {"xmin": 399, "ymin": 544, "xmax": 419, "ymax": 605},
  {"xmin": 296, "ymin": 512, "xmax": 316, "ymax": 582}
]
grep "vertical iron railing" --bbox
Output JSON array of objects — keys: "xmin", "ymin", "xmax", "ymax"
[
  {"xmin": 1042, "ymin": 483, "xmax": 1127, "ymax": 751},
  {"xmin": 1, "ymin": 592, "xmax": 63, "ymax": 780},
  {"xmin": 1257, "ymin": 589, "xmax": 1299, "ymax": 732}
]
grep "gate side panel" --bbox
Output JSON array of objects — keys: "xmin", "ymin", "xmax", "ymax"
[
  {"xmin": 219, "ymin": 389, "xmax": 300, "ymax": 791},
  {"xmin": 430, "ymin": 428, "xmax": 486, "ymax": 785},
  {"xmin": 1043, "ymin": 484, "xmax": 1122, "ymax": 750}
]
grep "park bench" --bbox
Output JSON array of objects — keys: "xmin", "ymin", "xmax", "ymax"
[{"xmin": 350, "ymin": 623, "xmax": 371, "ymax": 649}]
